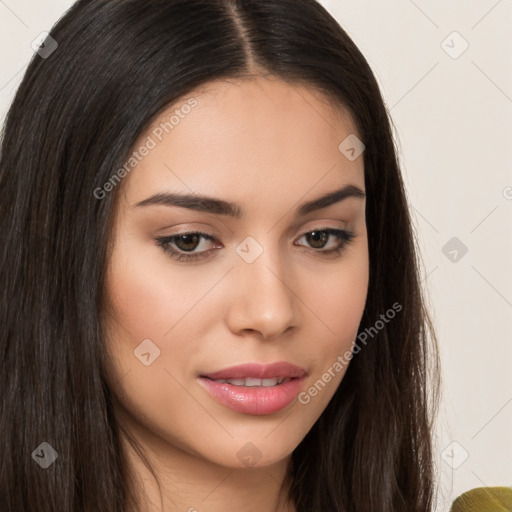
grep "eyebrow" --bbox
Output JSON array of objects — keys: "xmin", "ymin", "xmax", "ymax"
[{"xmin": 133, "ymin": 183, "xmax": 365, "ymax": 218}]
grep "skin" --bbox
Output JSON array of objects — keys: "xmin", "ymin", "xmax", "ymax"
[{"xmin": 102, "ymin": 74, "xmax": 369, "ymax": 512}]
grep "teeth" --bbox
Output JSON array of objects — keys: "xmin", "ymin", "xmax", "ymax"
[
  {"xmin": 227, "ymin": 378, "xmax": 245, "ymax": 386},
  {"xmin": 212, "ymin": 377, "xmax": 289, "ymax": 387},
  {"xmin": 245, "ymin": 377, "xmax": 263, "ymax": 387}
]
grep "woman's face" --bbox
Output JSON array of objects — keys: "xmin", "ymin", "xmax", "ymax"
[{"xmin": 103, "ymin": 75, "xmax": 369, "ymax": 470}]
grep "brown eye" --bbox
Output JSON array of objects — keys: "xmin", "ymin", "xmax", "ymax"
[
  {"xmin": 296, "ymin": 228, "xmax": 355, "ymax": 255},
  {"xmin": 174, "ymin": 234, "xmax": 202, "ymax": 252},
  {"xmin": 155, "ymin": 232, "xmax": 218, "ymax": 262},
  {"xmin": 305, "ymin": 231, "xmax": 330, "ymax": 249}
]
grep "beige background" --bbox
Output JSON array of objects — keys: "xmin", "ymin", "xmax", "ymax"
[{"xmin": 1, "ymin": 0, "xmax": 511, "ymax": 509}]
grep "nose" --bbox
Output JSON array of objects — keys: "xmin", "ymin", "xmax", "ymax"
[{"xmin": 225, "ymin": 247, "xmax": 299, "ymax": 340}]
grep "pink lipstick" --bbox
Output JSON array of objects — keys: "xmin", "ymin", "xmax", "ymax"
[{"xmin": 198, "ymin": 362, "xmax": 307, "ymax": 415}]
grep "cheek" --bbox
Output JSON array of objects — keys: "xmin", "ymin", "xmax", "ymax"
[
  {"xmin": 102, "ymin": 246, "xmax": 208, "ymax": 452},
  {"xmin": 318, "ymin": 267, "xmax": 368, "ymax": 336},
  {"xmin": 307, "ymin": 247, "xmax": 369, "ymax": 348},
  {"xmin": 297, "ymin": 246, "xmax": 369, "ymax": 398},
  {"xmin": 104, "ymin": 233, "xmax": 208, "ymax": 343},
  {"xmin": 106, "ymin": 267, "xmax": 173, "ymax": 340},
  {"xmin": 102, "ymin": 238, "xmax": 203, "ymax": 396}
]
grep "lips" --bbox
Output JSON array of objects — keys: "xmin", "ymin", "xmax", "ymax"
[
  {"xmin": 209, "ymin": 376, "xmax": 288, "ymax": 387},
  {"xmin": 198, "ymin": 362, "xmax": 308, "ymax": 415},
  {"xmin": 200, "ymin": 361, "xmax": 307, "ymax": 381}
]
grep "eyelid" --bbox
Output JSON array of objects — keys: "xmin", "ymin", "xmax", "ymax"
[{"xmin": 156, "ymin": 222, "xmax": 348, "ymax": 247}]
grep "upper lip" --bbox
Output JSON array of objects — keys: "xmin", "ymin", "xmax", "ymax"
[{"xmin": 200, "ymin": 362, "xmax": 307, "ymax": 380}]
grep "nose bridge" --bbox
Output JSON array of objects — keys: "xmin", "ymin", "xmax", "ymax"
[{"xmin": 229, "ymin": 235, "xmax": 298, "ymax": 337}]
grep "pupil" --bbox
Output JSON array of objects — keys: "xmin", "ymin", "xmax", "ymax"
[
  {"xmin": 176, "ymin": 234, "xmax": 199, "ymax": 251},
  {"xmin": 308, "ymin": 231, "xmax": 327, "ymax": 249}
]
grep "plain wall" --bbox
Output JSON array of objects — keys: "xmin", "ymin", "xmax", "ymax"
[{"xmin": 1, "ymin": 0, "xmax": 511, "ymax": 509}]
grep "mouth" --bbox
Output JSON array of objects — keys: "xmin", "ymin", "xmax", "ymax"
[
  {"xmin": 199, "ymin": 361, "xmax": 307, "ymax": 381},
  {"xmin": 203, "ymin": 376, "xmax": 293, "ymax": 387},
  {"xmin": 198, "ymin": 362, "xmax": 307, "ymax": 415}
]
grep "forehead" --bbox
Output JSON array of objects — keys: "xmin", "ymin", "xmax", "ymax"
[{"xmin": 122, "ymin": 75, "xmax": 364, "ymax": 206}]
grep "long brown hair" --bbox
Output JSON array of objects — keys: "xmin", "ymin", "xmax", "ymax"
[{"xmin": 0, "ymin": 1, "xmax": 440, "ymax": 510}]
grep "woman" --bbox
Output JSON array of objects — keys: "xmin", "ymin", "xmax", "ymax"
[{"xmin": 0, "ymin": 0, "xmax": 440, "ymax": 510}]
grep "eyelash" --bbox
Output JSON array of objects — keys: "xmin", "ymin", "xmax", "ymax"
[{"xmin": 155, "ymin": 227, "xmax": 356, "ymax": 263}]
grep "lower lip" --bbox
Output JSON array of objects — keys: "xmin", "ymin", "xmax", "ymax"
[{"xmin": 198, "ymin": 376, "xmax": 306, "ymax": 415}]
